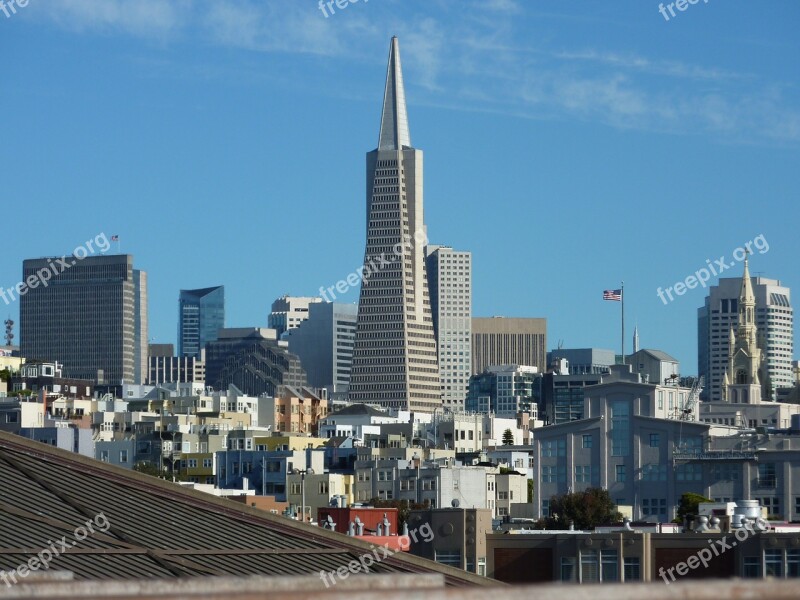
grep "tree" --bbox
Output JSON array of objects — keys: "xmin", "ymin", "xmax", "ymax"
[
  {"xmin": 675, "ymin": 492, "xmax": 712, "ymax": 524},
  {"xmin": 134, "ymin": 461, "xmax": 171, "ymax": 480},
  {"xmin": 540, "ymin": 488, "xmax": 622, "ymax": 530},
  {"xmin": 368, "ymin": 497, "xmax": 430, "ymax": 529},
  {"xmin": 502, "ymin": 429, "xmax": 514, "ymax": 445},
  {"xmin": 527, "ymin": 479, "xmax": 533, "ymax": 503},
  {"xmin": 0, "ymin": 368, "xmax": 11, "ymax": 383}
]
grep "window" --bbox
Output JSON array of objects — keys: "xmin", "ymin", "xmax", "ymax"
[
  {"xmin": 623, "ymin": 557, "xmax": 640, "ymax": 581},
  {"xmin": 743, "ymin": 557, "xmax": 761, "ymax": 578},
  {"xmin": 188, "ymin": 459, "xmax": 197, "ymax": 468},
  {"xmin": 581, "ymin": 550, "xmax": 599, "ymax": 582},
  {"xmin": 788, "ymin": 549, "xmax": 800, "ymax": 577},
  {"xmin": 575, "ymin": 465, "xmax": 591, "ymax": 483},
  {"xmin": 610, "ymin": 401, "xmax": 630, "ymax": 456},
  {"xmin": 676, "ymin": 463, "xmax": 702, "ymax": 481},
  {"xmin": 765, "ymin": 549, "xmax": 784, "ymax": 577},
  {"xmin": 561, "ymin": 557, "xmax": 577, "ymax": 582},
  {"xmin": 6, "ymin": 412, "xmax": 18, "ymax": 423},
  {"xmin": 796, "ymin": 497, "xmax": 800, "ymax": 518},
  {"xmin": 319, "ymin": 481, "xmax": 329, "ymax": 494},
  {"xmin": 649, "ymin": 433, "xmax": 660, "ymax": 448},
  {"xmin": 542, "ymin": 499, "xmax": 550, "ymax": 517},
  {"xmin": 601, "ymin": 550, "xmax": 618, "ymax": 582},
  {"xmin": 434, "ymin": 549, "xmax": 461, "ymax": 568},
  {"xmin": 290, "ymin": 483, "xmax": 301, "ymax": 495},
  {"xmin": 615, "ymin": 465, "xmax": 626, "ymax": 482},
  {"xmin": 99, "ymin": 450, "xmax": 109, "ymax": 462},
  {"xmin": 757, "ymin": 463, "xmax": 777, "ymax": 488},
  {"xmin": 542, "ymin": 439, "xmax": 566, "ymax": 457},
  {"xmin": 757, "ymin": 497, "xmax": 781, "ymax": 517},
  {"xmin": 642, "ymin": 463, "xmax": 667, "ymax": 482},
  {"xmin": 119, "ymin": 450, "xmax": 128, "ymax": 463},
  {"xmin": 582, "ymin": 435, "xmax": 593, "ymax": 449}
]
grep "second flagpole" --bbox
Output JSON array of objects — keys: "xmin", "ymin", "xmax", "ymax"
[{"xmin": 621, "ymin": 281, "xmax": 625, "ymax": 364}]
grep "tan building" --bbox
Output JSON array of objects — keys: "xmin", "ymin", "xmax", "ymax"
[
  {"xmin": 472, "ymin": 317, "xmax": 547, "ymax": 374},
  {"xmin": 263, "ymin": 386, "xmax": 328, "ymax": 435},
  {"xmin": 287, "ymin": 472, "xmax": 354, "ymax": 522}
]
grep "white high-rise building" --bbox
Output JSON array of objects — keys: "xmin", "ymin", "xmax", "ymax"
[
  {"xmin": 349, "ymin": 37, "xmax": 441, "ymax": 412},
  {"xmin": 698, "ymin": 263, "xmax": 793, "ymax": 401},
  {"xmin": 426, "ymin": 246, "xmax": 472, "ymax": 409},
  {"xmin": 268, "ymin": 296, "xmax": 322, "ymax": 337}
]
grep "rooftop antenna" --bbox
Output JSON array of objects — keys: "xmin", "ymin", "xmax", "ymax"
[{"xmin": 3, "ymin": 318, "xmax": 13, "ymax": 347}]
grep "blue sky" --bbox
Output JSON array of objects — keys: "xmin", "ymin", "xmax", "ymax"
[{"xmin": 1, "ymin": 0, "xmax": 798, "ymax": 374}]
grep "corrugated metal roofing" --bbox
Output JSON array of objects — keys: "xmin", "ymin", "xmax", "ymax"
[{"xmin": 0, "ymin": 431, "xmax": 490, "ymax": 586}]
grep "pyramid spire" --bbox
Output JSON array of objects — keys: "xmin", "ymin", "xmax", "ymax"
[{"xmin": 378, "ymin": 37, "xmax": 411, "ymax": 151}]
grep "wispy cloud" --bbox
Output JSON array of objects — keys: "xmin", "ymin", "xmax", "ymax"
[{"xmin": 29, "ymin": 0, "xmax": 800, "ymax": 145}]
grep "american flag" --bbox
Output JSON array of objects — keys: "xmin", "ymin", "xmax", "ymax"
[
  {"xmin": 111, "ymin": 235, "xmax": 119, "ymax": 242},
  {"xmin": 603, "ymin": 289, "xmax": 622, "ymax": 301}
]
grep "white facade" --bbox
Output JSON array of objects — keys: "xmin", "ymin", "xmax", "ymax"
[
  {"xmin": 426, "ymin": 246, "xmax": 472, "ymax": 410},
  {"xmin": 268, "ymin": 296, "xmax": 323, "ymax": 337},
  {"xmin": 699, "ymin": 273, "xmax": 793, "ymax": 401},
  {"xmin": 349, "ymin": 37, "xmax": 441, "ymax": 412}
]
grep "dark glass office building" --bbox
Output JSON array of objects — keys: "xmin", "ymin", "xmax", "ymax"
[{"xmin": 178, "ymin": 286, "xmax": 224, "ymax": 359}]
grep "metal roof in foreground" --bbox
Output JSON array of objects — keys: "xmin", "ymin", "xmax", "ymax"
[{"xmin": 0, "ymin": 431, "xmax": 490, "ymax": 587}]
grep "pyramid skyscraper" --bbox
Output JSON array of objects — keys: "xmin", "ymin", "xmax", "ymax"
[{"xmin": 348, "ymin": 37, "xmax": 441, "ymax": 412}]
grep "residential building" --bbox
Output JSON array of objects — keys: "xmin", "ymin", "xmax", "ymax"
[
  {"xmin": 348, "ymin": 37, "xmax": 441, "ymax": 413},
  {"xmin": 284, "ymin": 302, "xmax": 357, "ymax": 391},
  {"xmin": 318, "ymin": 403, "xmax": 398, "ymax": 440},
  {"xmin": 268, "ymin": 296, "xmax": 322, "ymax": 337},
  {"xmin": 215, "ymin": 448, "xmax": 325, "ymax": 501},
  {"xmin": 20, "ymin": 254, "xmax": 148, "ymax": 384},
  {"xmin": 148, "ymin": 353, "xmax": 205, "ymax": 386},
  {"xmin": 178, "ymin": 286, "xmax": 224, "ymax": 359},
  {"xmin": 472, "ymin": 317, "xmax": 547, "ymax": 375},
  {"xmin": 287, "ymin": 472, "xmax": 354, "ymax": 521},
  {"xmin": 466, "ymin": 364, "xmax": 540, "ymax": 417},
  {"xmin": 10, "ymin": 361, "xmax": 94, "ymax": 399},
  {"xmin": 698, "ymin": 260, "xmax": 793, "ymax": 401},
  {"xmin": 426, "ymin": 246, "xmax": 472, "ymax": 410},
  {"xmin": 261, "ymin": 386, "xmax": 328, "ymax": 435}
]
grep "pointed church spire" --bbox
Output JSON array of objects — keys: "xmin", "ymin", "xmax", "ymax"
[
  {"xmin": 740, "ymin": 252, "xmax": 755, "ymax": 307},
  {"xmin": 378, "ymin": 37, "xmax": 411, "ymax": 151}
]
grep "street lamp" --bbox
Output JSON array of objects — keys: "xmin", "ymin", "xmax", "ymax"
[{"xmin": 292, "ymin": 468, "xmax": 315, "ymax": 523}]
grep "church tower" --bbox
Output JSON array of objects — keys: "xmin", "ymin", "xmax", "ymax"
[{"xmin": 723, "ymin": 255, "xmax": 767, "ymax": 403}]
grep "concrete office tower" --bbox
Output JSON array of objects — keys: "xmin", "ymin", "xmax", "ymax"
[
  {"xmin": 178, "ymin": 286, "xmax": 224, "ymax": 358},
  {"xmin": 20, "ymin": 254, "xmax": 148, "ymax": 384},
  {"xmin": 426, "ymin": 246, "xmax": 472, "ymax": 409},
  {"xmin": 349, "ymin": 37, "xmax": 441, "ymax": 412},
  {"xmin": 472, "ymin": 317, "xmax": 547, "ymax": 375},
  {"xmin": 284, "ymin": 302, "xmax": 357, "ymax": 391},
  {"xmin": 269, "ymin": 296, "xmax": 322, "ymax": 337},
  {"xmin": 698, "ymin": 263, "xmax": 793, "ymax": 401}
]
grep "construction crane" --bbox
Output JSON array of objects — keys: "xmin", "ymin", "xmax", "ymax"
[{"xmin": 680, "ymin": 376, "xmax": 704, "ymax": 421}]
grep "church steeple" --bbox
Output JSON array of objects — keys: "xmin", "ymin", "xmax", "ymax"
[
  {"xmin": 377, "ymin": 37, "xmax": 411, "ymax": 151},
  {"xmin": 723, "ymin": 254, "xmax": 765, "ymax": 404}
]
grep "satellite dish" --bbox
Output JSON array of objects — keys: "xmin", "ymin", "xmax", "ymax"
[{"xmin": 451, "ymin": 499, "xmax": 460, "ymax": 508}]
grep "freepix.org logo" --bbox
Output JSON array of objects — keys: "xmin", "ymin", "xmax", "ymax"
[{"xmin": 0, "ymin": 233, "xmax": 111, "ymax": 306}]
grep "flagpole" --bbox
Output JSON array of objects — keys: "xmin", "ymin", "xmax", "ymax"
[{"xmin": 621, "ymin": 281, "xmax": 625, "ymax": 364}]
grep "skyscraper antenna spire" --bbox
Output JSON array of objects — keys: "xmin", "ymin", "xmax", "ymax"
[{"xmin": 378, "ymin": 36, "xmax": 411, "ymax": 150}]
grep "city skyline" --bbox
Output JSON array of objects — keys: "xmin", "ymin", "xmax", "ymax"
[{"xmin": 2, "ymin": 2, "xmax": 799, "ymax": 376}]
